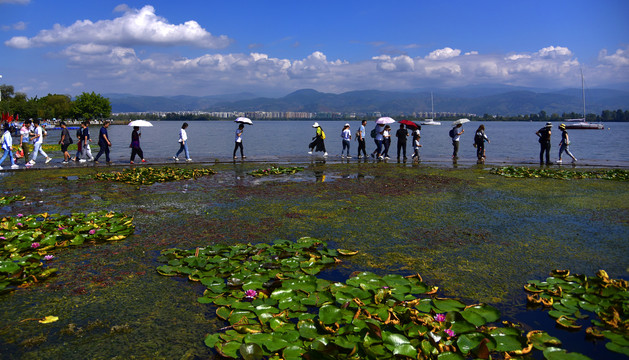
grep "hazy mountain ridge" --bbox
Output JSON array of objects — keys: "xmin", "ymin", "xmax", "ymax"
[{"xmin": 108, "ymin": 87, "xmax": 629, "ymax": 115}]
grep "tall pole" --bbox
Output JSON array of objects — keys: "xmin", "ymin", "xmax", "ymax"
[
  {"xmin": 0, "ymin": 75, "xmax": 3, "ymax": 103},
  {"xmin": 581, "ymin": 69, "xmax": 586, "ymax": 120}
]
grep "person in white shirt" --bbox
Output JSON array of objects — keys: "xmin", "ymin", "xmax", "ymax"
[
  {"xmin": 28, "ymin": 119, "xmax": 52, "ymax": 165},
  {"xmin": 1, "ymin": 123, "xmax": 19, "ymax": 169},
  {"xmin": 173, "ymin": 122, "xmax": 191, "ymax": 161},
  {"xmin": 341, "ymin": 123, "xmax": 351, "ymax": 158},
  {"xmin": 233, "ymin": 123, "xmax": 246, "ymax": 159},
  {"xmin": 19, "ymin": 119, "xmax": 32, "ymax": 164}
]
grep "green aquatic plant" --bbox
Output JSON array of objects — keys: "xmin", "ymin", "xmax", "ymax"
[
  {"xmin": 157, "ymin": 237, "xmax": 588, "ymax": 359},
  {"xmin": 0, "ymin": 195, "xmax": 26, "ymax": 205},
  {"xmin": 89, "ymin": 166, "xmax": 216, "ymax": 185},
  {"xmin": 248, "ymin": 166, "xmax": 305, "ymax": 177},
  {"xmin": 525, "ymin": 270, "xmax": 629, "ymax": 356},
  {"xmin": 490, "ymin": 166, "xmax": 629, "ymax": 181},
  {"xmin": 0, "ymin": 210, "xmax": 134, "ymax": 292}
]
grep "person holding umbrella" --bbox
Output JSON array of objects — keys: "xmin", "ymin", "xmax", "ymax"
[
  {"xmin": 308, "ymin": 122, "xmax": 327, "ymax": 157},
  {"xmin": 450, "ymin": 124, "xmax": 464, "ymax": 159},
  {"xmin": 129, "ymin": 126, "xmax": 146, "ymax": 164},
  {"xmin": 234, "ymin": 123, "xmax": 246, "ymax": 159},
  {"xmin": 395, "ymin": 123, "xmax": 409, "ymax": 161}
]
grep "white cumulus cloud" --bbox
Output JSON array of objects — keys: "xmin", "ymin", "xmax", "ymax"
[
  {"xmin": 426, "ymin": 47, "xmax": 461, "ymax": 60},
  {"xmin": 598, "ymin": 47, "xmax": 629, "ymax": 67},
  {"xmin": 4, "ymin": 5, "xmax": 231, "ymax": 49},
  {"xmin": 536, "ymin": 46, "xmax": 572, "ymax": 58}
]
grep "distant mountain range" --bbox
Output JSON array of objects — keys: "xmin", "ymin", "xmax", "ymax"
[{"xmin": 107, "ymin": 86, "xmax": 629, "ymax": 116}]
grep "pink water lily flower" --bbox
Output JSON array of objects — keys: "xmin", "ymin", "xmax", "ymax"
[
  {"xmin": 434, "ymin": 313, "xmax": 446, "ymax": 322},
  {"xmin": 444, "ymin": 329, "xmax": 455, "ymax": 337},
  {"xmin": 44, "ymin": 255, "xmax": 55, "ymax": 260},
  {"xmin": 58, "ymin": 226, "xmax": 65, "ymax": 230},
  {"xmin": 31, "ymin": 242, "xmax": 40, "ymax": 249},
  {"xmin": 17, "ymin": 214, "xmax": 23, "ymax": 217},
  {"xmin": 89, "ymin": 229, "xmax": 96, "ymax": 235},
  {"xmin": 244, "ymin": 289, "xmax": 258, "ymax": 300},
  {"xmin": 17, "ymin": 223, "xmax": 23, "ymax": 227},
  {"xmin": 0, "ymin": 236, "xmax": 5, "ymax": 240}
]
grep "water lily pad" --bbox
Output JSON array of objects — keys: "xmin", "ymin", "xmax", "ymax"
[{"xmin": 461, "ymin": 304, "xmax": 500, "ymax": 327}]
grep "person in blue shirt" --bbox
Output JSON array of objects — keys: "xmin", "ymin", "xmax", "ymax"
[
  {"xmin": 357, "ymin": 120, "xmax": 367, "ymax": 158},
  {"xmin": 94, "ymin": 121, "xmax": 112, "ymax": 164}
]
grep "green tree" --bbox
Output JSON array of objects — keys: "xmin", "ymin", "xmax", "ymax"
[
  {"xmin": 71, "ymin": 92, "xmax": 111, "ymax": 120},
  {"xmin": 40, "ymin": 94, "xmax": 73, "ymax": 120}
]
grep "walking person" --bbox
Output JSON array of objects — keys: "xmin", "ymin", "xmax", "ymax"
[
  {"xmin": 58, "ymin": 121, "xmax": 73, "ymax": 164},
  {"xmin": 93, "ymin": 121, "xmax": 112, "ymax": 164},
  {"xmin": 449, "ymin": 124, "xmax": 464, "ymax": 159},
  {"xmin": 357, "ymin": 120, "xmax": 367, "ymax": 158},
  {"xmin": 28, "ymin": 118, "xmax": 52, "ymax": 166},
  {"xmin": 535, "ymin": 122, "xmax": 552, "ymax": 165},
  {"xmin": 173, "ymin": 122, "xmax": 191, "ymax": 161},
  {"xmin": 19, "ymin": 119, "xmax": 32, "ymax": 165},
  {"xmin": 411, "ymin": 129, "xmax": 422, "ymax": 162},
  {"xmin": 233, "ymin": 123, "xmax": 246, "ymax": 159},
  {"xmin": 557, "ymin": 123, "xmax": 577, "ymax": 164},
  {"xmin": 129, "ymin": 126, "xmax": 145, "ymax": 164},
  {"xmin": 341, "ymin": 123, "xmax": 351, "ymax": 158},
  {"xmin": 308, "ymin": 122, "xmax": 327, "ymax": 156},
  {"xmin": 71, "ymin": 122, "xmax": 85, "ymax": 162},
  {"xmin": 382, "ymin": 125, "xmax": 392, "ymax": 159},
  {"xmin": 0, "ymin": 123, "xmax": 19, "ymax": 170},
  {"xmin": 82, "ymin": 121, "xmax": 94, "ymax": 161},
  {"xmin": 370, "ymin": 123, "xmax": 385, "ymax": 159},
  {"xmin": 395, "ymin": 124, "xmax": 409, "ymax": 161},
  {"xmin": 473, "ymin": 125, "xmax": 490, "ymax": 161}
]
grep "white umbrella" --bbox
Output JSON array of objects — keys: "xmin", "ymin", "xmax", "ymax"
[
  {"xmin": 235, "ymin": 117, "xmax": 253, "ymax": 125},
  {"xmin": 452, "ymin": 118, "xmax": 470, "ymax": 126},
  {"xmin": 128, "ymin": 119, "xmax": 153, "ymax": 127},
  {"xmin": 375, "ymin": 117, "xmax": 395, "ymax": 124}
]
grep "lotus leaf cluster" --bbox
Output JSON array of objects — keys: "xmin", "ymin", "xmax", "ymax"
[
  {"xmin": 0, "ymin": 210, "xmax": 134, "ymax": 292},
  {"xmin": 157, "ymin": 237, "xmax": 587, "ymax": 359},
  {"xmin": 525, "ymin": 269, "xmax": 629, "ymax": 356},
  {"xmin": 0, "ymin": 195, "xmax": 26, "ymax": 205},
  {"xmin": 90, "ymin": 166, "xmax": 216, "ymax": 185},
  {"xmin": 249, "ymin": 166, "xmax": 305, "ymax": 177},
  {"xmin": 490, "ymin": 166, "xmax": 629, "ymax": 181}
]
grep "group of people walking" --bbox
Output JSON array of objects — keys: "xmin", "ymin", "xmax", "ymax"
[
  {"xmin": 308, "ymin": 120, "xmax": 577, "ymax": 165},
  {"xmin": 1, "ymin": 118, "xmax": 581, "ymax": 169}
]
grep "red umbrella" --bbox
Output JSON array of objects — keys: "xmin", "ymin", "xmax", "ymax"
[{"xmin": 398, "ymin": 119, "xmax": 421, "ymax": 129}]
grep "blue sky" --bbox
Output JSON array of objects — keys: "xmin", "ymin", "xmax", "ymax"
[{"xmin": 1, "ymin": 0, "xmax": 628, "ymax": 97}]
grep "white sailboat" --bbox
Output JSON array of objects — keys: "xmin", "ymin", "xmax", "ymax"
[
  {"xmin": 421, "ymin": 92, "xmax": 441, "ymax": 125},
  {"xmin": 565, "ymin": 70, "xmax": 604, "ymax": 130}
]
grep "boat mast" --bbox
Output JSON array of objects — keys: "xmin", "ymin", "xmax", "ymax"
[
  {"xmin": 581, "ymin": 69, "xmax": 586, "ymax": 120},
  {"xmin": 431, "ymin": 92, "xmax": 434, "ymax": 119}
]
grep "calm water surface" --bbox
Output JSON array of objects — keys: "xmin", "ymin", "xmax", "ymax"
[{"xmin": 42, "ymin": 121, "xmax": 628, "ymax": 167}]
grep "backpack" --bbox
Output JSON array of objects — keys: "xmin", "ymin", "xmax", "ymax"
[
  {"xmin": 76, "ymin": 128, "xmax": 83, "ymax": 139},
  {"xmin": 449, "ymin": 128, "xmax": 456, "ymax": 138},
  {"xmin": 474, "ymin": 132, "xmax": 483, "ymax": 144},
  {"xmin": 370, "ymin": 128, "xmax": 377, "ymax": 138}
]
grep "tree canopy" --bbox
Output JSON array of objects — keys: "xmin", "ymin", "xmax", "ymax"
[{"xmin": 0, "ymin": 86, "xmax": 111, "ymax": 120}]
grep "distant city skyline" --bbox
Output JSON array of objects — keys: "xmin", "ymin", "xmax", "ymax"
[{"xmin": 1, "ymin": 0, "xmax": 628, "ymax": 98}]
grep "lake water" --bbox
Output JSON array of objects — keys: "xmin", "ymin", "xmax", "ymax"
[{"xmin": 41, "ymin": 120, "xmax": 628, "ymax": 167}]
